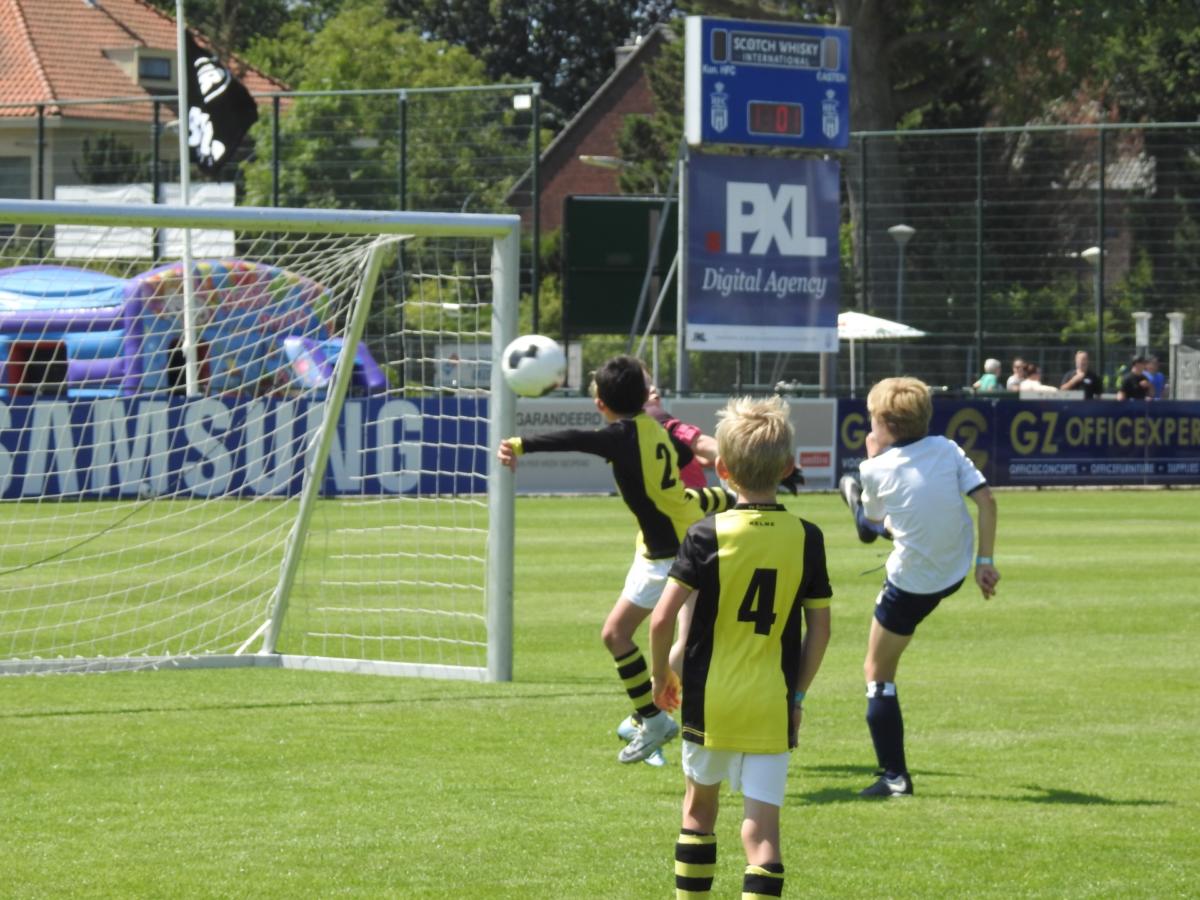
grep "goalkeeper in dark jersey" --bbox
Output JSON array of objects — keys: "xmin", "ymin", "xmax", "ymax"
[{"xmin": 497, "ymin": 355, "xmax": 733, "ymax": 765}]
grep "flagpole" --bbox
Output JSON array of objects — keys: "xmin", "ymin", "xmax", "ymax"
[{"xmin": 175, "ymin": 0, "xmax": 200, "ymax": 397}]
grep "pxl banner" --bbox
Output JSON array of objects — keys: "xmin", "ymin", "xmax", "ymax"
[
  {"xmin": 686, "ymin": 154, "xmax": 839, "ymax": 353},
  {"xmin": 836, "ymin": 399, "xmax": 1200, "ymax": 487}
]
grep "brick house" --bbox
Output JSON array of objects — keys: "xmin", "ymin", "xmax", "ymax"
[
  {"xmin": 0, "ymin": 0, "xmax": 284, "ymax": 200},
  {"xmin": 511, "ymin": 26, "xmax": 670, "ymax": 232}
]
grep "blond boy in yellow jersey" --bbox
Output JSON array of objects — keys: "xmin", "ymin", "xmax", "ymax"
[{"xmin": 650, "ymin": 396, "xmax": 832, "ymax": 899}]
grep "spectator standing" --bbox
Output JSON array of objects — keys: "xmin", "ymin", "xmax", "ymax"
[
  {"xmin": 1005, "ymin": 357, "xmax": 1026, "ymax": 391},
  {"xmin": 1059, "ymin": 350, "xmax": 1102, "ymax": 399},
  {"xmin": 1143, "ymin": 355, "xmax": 1165, "ymax": 399},
  {"xmin": 972, "ymin": 358, "xmax": 1002, "ymax": 392},
  {"xmin": 1117, "ymin": 356, "xmax": 1152, "ymax": 401},
  {"xmin": 1018, "ymin": 364, "xmax": 1057, "ymax": 396}
]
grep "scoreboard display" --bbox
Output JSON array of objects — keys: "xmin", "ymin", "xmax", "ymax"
[{"xmin": 684, "ymin": 17, "xmax": 850, "ymax": 150}]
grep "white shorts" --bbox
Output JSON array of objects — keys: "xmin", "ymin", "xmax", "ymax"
[
  {"xmin": 622, "ymin": 554, "xmax": 672, "ymax": 610},
  {"xmin": 681, "ymin": 741, "xmax": 790, "ymax": 808}
]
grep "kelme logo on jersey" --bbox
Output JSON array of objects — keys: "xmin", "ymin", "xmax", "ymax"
[{"xmin": 721, "ymin": 182, "xmax": 827, "ymax": 257}]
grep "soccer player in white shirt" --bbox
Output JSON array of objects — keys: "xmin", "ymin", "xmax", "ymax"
[{"xmin": 839, "ymin": 377, "xmax": 1000, "ymax": 798}]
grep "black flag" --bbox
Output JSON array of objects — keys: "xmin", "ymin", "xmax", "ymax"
[{"xmin": 185, "ymin": 33, "xmax": 258, "ymax": 177}]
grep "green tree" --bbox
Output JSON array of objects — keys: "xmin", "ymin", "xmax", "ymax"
[
  {"xmin": 241, "ymin": 0, "xmax": 516, "ymax": 213},
  {"xmin": 141, "ymin": 0, "xmax": 295, "ymax": 56},
  {"xmin": 386, "ymin": 1, "xmax": 675, "ymax": 127}
]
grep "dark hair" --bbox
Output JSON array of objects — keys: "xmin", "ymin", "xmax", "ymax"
[
  {"xmin": 1131, "ymin": 354, "xmax": 1147, "ymax": 365},
  {"xmin": 591, "ymin": 355, "xmax": 649, "ymax": 415}
]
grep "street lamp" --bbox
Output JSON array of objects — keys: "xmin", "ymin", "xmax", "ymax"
[
  {"xmin": 578, "ymin": 154, "xmax": 659, "ymax": 193},
  {"xmin": 888, "ymin": 224, "xmax": 915, "ymax": 372},
  {"xmin": 1082, "ymin": 245, "xmax": 1104, "ymax": 381}
]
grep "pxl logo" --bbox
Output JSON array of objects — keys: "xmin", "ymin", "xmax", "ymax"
[{"xmin": 711, "ymin": 182, "xmax": 827, "ymax": 257}]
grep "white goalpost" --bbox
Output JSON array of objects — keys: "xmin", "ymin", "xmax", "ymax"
[{"xmin": 0, "ymin": 199, "xmax": 518, "ymax": 681}]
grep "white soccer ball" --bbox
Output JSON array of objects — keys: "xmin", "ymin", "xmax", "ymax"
[{"xmin": 500, "ymin": 334, "xmax": 566, "ymax": 397}]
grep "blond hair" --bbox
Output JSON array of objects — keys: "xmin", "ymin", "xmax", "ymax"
[
  {"xmin": 715, "ymin": 395, "xmax": 794, "ymax": 493},
  {"xmin": 866, "ymin": 377, "xmax": 932, "ymax": 442}
]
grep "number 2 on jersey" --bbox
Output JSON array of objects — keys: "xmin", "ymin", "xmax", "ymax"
[
  {"xmin": 654, "ymin": 443, "xmax": 677, "ymax": 490},
  {"xmin": 737, "ymin": 568, "xmax": 778, "ymax": 635}
]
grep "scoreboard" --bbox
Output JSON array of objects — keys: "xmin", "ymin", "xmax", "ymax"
[{"xmin": 684, "ymin": 17, "xmax": 850, "ymax": 150}]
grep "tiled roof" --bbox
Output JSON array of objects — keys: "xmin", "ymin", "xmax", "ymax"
[{"xmin": 0, "ymin": 0, "xmax": 285, "ymax": 121}]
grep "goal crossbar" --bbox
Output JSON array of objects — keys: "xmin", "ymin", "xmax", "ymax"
[{"xmin": 0, "ymin": 200, "xmax": 519, "ymax": 239}]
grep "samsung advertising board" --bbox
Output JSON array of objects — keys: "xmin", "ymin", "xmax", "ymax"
[
  {"xmin": 686, "ymin": 154, "xmax": 839, "ymax": 353},
  {"xmin": 0, "ymin": 395, "xmax": 843, "ymax": 500},
  {"xmin": 0, "ymin": 396, "xmax": 489, "ymax": 499}
]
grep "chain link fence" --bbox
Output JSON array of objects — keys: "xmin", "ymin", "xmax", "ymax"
[
  {"xmin": 3, "ymin": 95, "xmax": 1197, "ymax": 398},
  {"xmin": 814, "ymin": 122, "xmax": 1198, "ymax": 398},
  {"xmin": 0, "ymin": 85, "xmax": 538, "ymax": 395}
]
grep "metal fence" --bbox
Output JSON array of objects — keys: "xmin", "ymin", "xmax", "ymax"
[
  {"xmin": 0, "ymin": 84, "xmax": 539, "ymax": 298},
  {"xmin": 3, "ymin": 93, "xmax": 1197, "ymax": 397},
  {"xmin": 671, "ymin": 123, "xmax": 1200, "ymax": 397},
  {"xmin": 837, "ymin": 122, "xmax": 1200, "ymax": 397}
]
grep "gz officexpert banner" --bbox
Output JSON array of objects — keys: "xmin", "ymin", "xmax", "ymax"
[{"xmin": 685, "ymin": 153, "xmax": 839, "ymax": 353}]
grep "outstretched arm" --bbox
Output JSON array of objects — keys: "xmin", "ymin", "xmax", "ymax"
[
  {"xmin": 691, "ymin": 433, "xmax": 718, "ymax": 468},
  {"xmin": 970, "ymin": 486, "xmax": 999, "ymax": 598}
]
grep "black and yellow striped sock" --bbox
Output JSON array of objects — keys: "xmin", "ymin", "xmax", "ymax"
[
  {"xmin": 675, "ymin": 829, "xmax": 716, "ymax": 897},
  {"xmin": 685, "ymin": 486, "xmax": 736, "ymax": 515},
  {"xmin": 742, "ymin": 862, "xmax": 784, "ymax": 898},
  {"xmin": 613, "ymin": 646, "xmax": 658, "ymax": 720}
]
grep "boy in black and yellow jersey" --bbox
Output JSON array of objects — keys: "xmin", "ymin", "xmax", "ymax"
[
  {"xmin": 649, "ymin": 396, "xmax": 832, "ymax": 900},
  {"xmin": 497, "ymin": 355, "xmax": 732, "ymax": 765}
]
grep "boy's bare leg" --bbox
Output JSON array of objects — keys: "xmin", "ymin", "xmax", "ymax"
[
  {"xmin": 741, "ymin": 797, "xmax": 785, "ymax": 895},
  {"xmin": 675, "ymin": 779, "xmax": 720, "ymax": 896},
  {"xmin": 605, "ymin": 597, "xmax": 678, "ymax": 763},
  {"xmin": 601, "ymin": 596, "xmax": 651, "ymax": 657},
  {"xmin": 683, "ymin": 778, "xmax": 720, "ymax": 833},
  {"xmin": 741, "ymin": 798, "xmax": 781, "ymax": 866},
  {"xmin": 863, "ymin": 617, "xmax": 912, "ymax": 683}
]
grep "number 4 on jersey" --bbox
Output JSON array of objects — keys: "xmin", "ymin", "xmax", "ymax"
[{"xmin": 738, "ymin": 568, "xmax": 778, "ymax": 635}]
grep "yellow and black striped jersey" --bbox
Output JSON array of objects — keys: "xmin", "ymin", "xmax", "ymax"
[
  {"xmin": 511, "ymin": 413, "xmax": 705, "ymax": 559},
  {"xmin": 668, "ymin": 504, "xmax": 832, "ymax": 753}
]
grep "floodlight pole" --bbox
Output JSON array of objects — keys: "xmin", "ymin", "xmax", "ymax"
[
  {"xmin": 1166, "ymin": 312, "xmax": 1185, "ymax": 400},
  {"xmin": 1082, "ymin": 245, "xmax": 1104, "ymax": 382},
  {"xmin": 888, "ymin": 224, "xmax": 915, "ymax": 374},
  {"xmin": 1132, "ymin": 311, "xmax": 1152, "ymax": 357}
]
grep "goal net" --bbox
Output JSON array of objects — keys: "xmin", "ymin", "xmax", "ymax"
[{"xmin": 0, "ymin": 200, "xmax": 518, "ymax": 680}]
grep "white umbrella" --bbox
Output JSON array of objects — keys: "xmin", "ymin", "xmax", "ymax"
[{"xmin": 838, "ymin": 311, "xmax": 927, "ymax": 396}]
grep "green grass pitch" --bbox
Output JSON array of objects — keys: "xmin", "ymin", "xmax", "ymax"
[{"xmin": 2, "ymin": 489, "xmax": 1196, "ymax": 898}]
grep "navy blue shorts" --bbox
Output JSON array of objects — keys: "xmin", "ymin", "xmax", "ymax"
[{"xmin": 874, "ymin": 578, "xmax": 965, "ymax": 636}]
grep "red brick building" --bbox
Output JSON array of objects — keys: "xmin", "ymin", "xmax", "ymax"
[
  {"xmin": 511, "ymin": 26, "xmax": 670, "ymax": 232},
  {"xmin": 0, "ymin": 0, "xmax": 284, "ymax": 199}
]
